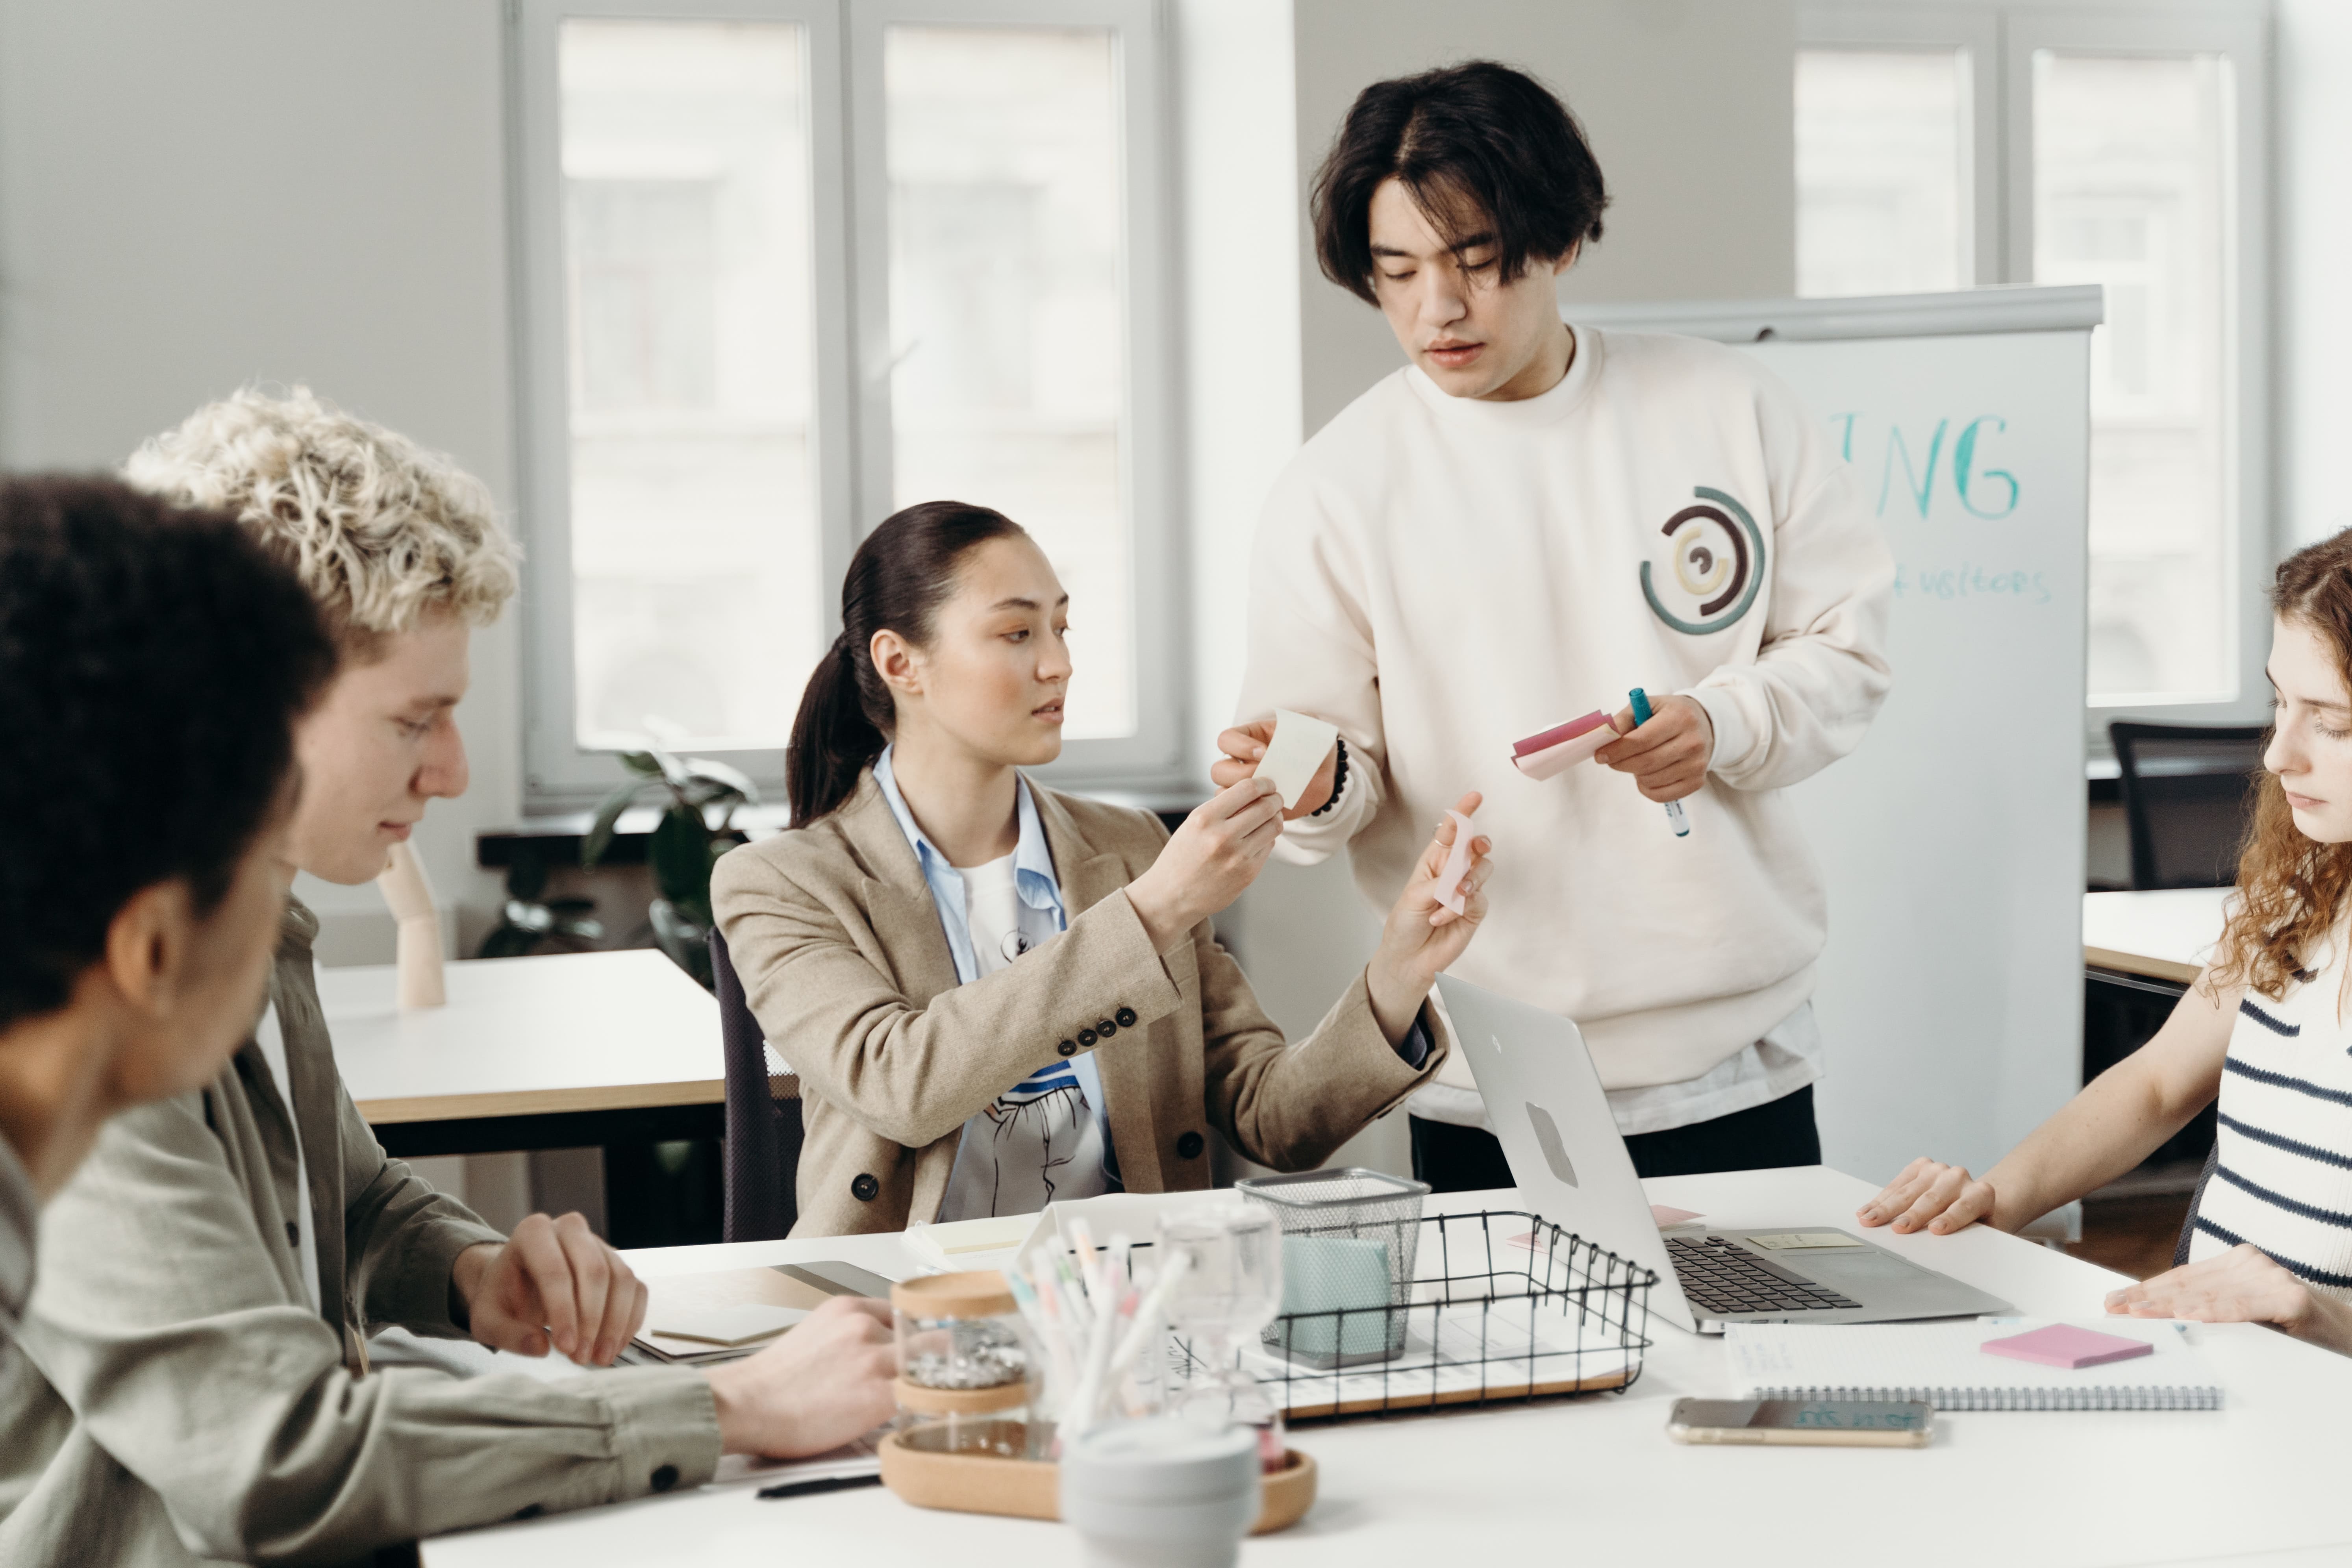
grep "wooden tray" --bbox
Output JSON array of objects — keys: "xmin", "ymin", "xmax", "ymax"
[{"xmin": 877, "ymin": 1423, "xmax": 1315, "ymax": 1535}]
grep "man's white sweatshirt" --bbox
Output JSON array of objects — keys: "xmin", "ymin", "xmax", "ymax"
[{"xmin": 1237, "ymin": 326, "xmax": 1894, "ymax": 1095}]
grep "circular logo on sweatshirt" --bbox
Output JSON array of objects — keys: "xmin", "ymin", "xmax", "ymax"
[{"xmin": 1639, "ymin": 486, "xmax": 1766, "ymax": 636}]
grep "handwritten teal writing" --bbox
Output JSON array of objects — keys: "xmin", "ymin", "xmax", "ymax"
[
  {"xmin": 1893, "ymin": 561, "xmax": 2053, "ymax": 605},
  {"xmin": 1830, "ymin": 414, "xmax": 2021, "ymax": 522}
]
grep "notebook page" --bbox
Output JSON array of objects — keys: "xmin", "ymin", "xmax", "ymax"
[{"xmin": 1725, "ymin": 1319, "xmax": 2223, "ymax": 1411}]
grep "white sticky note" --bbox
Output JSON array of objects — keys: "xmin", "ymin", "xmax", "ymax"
[
  {"xmin": 1743, "ymin": 1232, "xmax": 1867, "ymax": 1252},
  {"xmin": 649, "ymin": 1303, "xmax": 811, "ymax": 1348},
  {"xmin": 1433, "ymin": 809, "xmax": 1477, "ymax": 915},
  {"xmin": 1254, "ymin": 709, "xmax": 1340, "ymax": 809}
]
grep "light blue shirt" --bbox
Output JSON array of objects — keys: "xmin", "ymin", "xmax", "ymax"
[{"xmin": 872, "ymin": 748, "xmax": 1120, "ymax": 1191}]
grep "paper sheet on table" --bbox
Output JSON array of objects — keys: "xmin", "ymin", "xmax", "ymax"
[
  {"xmin": 648, "ymin": 1303, "xmax": 810, "ymax": 1348},
  {"xmin": 1511, "ymin": 713, "xmax": 1616, "ymax": 782},
  {"xmin": 1254, "ymin": 709, "xmax": 1340, "ymax": 808},
  {"xmin": 904, "ymin": 1213, "xmax": 1046, "ymax": 1272},
  {"xmin": 1236, "ymin": 1300, "xmax": 1638, "ymax": 1418},
  {"xmin": 633, "ymin": 1266, "xmax": 837, "ymax": 1363},
  {"xmin": 712, "ymin": 1437, "xmax": 882, "ymax": 1490}
]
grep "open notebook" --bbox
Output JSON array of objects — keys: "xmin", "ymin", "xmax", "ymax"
[{"xmin": 1725, "ymin": 1319, "xmax": 2223, "ymax": 1411}]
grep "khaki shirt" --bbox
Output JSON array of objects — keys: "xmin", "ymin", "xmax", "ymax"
[
  {"xmin": 0, "ymin": 1135, "xmax": 32, "ymax": 1347},
  {"xmin": 0, "ymin": 902, "xmax": 721, "ymax": 1566},
  {"xmin": 711, "ymin": 772, "xmax": 1451, "ymax": 1237}
]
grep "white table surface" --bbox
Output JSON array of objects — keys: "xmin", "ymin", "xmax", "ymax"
[
  {"xmin": 422, "ymin": 1166, "xmax": 2352, "ymax": 1568},
  {"xmin": 2083, "ymin": 888, "xmax": 2230, "ymax": 985},
  {"xmin": 319, "ymin": 949, "xmax": 725, "ymax": 1124}
]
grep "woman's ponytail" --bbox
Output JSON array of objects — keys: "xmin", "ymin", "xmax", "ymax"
[{"xmin": 785, "ymin": 500, "xmax": 1026, "ymax": 825}]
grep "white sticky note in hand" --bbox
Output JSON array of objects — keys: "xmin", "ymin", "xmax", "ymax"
[
  {"xmin": 1433, "ymin": 809, "xmax": 1477, "ymax": 915},
  {"xmin": 1254, "ymin": 709, "xmax": 1340, "ymax": 809}
]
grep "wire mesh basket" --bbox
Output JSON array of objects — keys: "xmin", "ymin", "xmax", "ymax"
[
  {"xmin": 1178, "ymin": 1209, "xmax": 1654, "ymax": 1423},
  {"xmin": 1238, "ymin": 1168, "xmax": 1427, "ymax": 1363}
]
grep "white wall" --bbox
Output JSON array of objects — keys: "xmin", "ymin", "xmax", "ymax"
[
  {"xmin": 0, "ymin": 0, "xmax": 521, "ymax": 959},
  {"xmin": 2277, "ymin": 0, "xmax": 2352, "ymax": 551}
]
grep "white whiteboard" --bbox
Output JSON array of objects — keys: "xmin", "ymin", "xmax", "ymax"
[{"xmin": 1578, "ymin": 288, "xmax": 2096, "ymax": 1181}]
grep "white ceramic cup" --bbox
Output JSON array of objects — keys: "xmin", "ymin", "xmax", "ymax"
[{"xmin": 1059, "ymin": 1418, "xmax": 1261, "ymax": 1568}]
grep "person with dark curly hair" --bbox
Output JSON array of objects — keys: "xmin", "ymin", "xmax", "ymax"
[
  {"xmin": 1213, "ymin": 61, "xmax": 1896, "ymax": 1189},
  {"xmin": 0, "ymin": 474, "xmax": 333, "ymax": 1352}
]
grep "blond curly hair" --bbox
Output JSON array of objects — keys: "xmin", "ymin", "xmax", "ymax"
[{"xmin": 125, "ymin": 386, "xmax": 519, "ymax": 654}]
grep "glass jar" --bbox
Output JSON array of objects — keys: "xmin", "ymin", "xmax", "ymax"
[{"xmin": 891, "ymin": 1270, "xmax": 1036, "ymax": 1456}]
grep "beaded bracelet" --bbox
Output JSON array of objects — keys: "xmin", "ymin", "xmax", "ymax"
[{"xmin": 1311, "ymin": 735, "xmax": 1348, "ymax": 817}]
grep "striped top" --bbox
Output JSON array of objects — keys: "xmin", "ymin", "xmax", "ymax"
[{"xmin": 2192, "ymin": 926, "xmax": 2352, "ymax": 1296}]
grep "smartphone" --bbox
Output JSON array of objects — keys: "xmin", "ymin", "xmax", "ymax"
[{"xmin": 1665, "ymin": 1398, "xmax": 1933, "ymax": 1448}]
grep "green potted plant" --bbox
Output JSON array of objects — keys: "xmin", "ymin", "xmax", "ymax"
[{"xmin": 582, "ymin": 748, "xmax": 756, "ymax": 990}]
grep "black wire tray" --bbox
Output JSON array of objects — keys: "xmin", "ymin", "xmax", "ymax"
[{"xmin": 1179, "ymin": 1210, "xmax": 1655, "ymax": 1423}]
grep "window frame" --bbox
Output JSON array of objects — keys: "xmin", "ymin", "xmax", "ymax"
[
  {"xmin": 1798, "ymin": 0, "xmax": 2274, "ymax": 747},
  {"xmin": 508, "ymin": 0, "xmax": 1182, "ymax": 814}
]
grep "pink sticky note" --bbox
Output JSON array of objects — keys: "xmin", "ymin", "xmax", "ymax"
[
  {"xmin": 1511, "ymin": 712, "xmax": 1618, "ymax": 781},
  {"xmin": 1433, "ymin": 809, "xmax": 1477, "ymax": 915},
  {"xmin": 1981, "ymin": 1324, "xmax": 2155, "ymax": 1370}
]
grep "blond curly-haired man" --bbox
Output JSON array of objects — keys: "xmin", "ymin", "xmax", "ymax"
[{"xmin": 0, "ymin": 389, "xmax": 895, "ymax": 1566}]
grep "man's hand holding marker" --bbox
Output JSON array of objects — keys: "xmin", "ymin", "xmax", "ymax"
[{"xmin": 1595, "ymin": 689, "xmax": 1712, "ymax": 804}]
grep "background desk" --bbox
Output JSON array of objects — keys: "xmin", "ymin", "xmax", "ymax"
[
  {"xmin": 423, "ymin": 1166, "xmax": 2352, "ymax": 1568},
  {"xmin": 326, "ymin": 949, "xmax": 770, "ymax": 1157},
  {"xmin": 2083, "ymin": 887, "xmax": 2228, "ymax": 987}
]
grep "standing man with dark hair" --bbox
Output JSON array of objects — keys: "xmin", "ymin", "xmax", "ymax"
[
  {"xmin": 0, "ymin": 475, "xmax": 333, "ymax": 1350},
  {"xmin": 1215, "ymin": 62, "xmax": 1895, "ymax": 1188}
]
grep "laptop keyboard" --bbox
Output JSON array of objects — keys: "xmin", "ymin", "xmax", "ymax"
[{"xmin": 1667, "ymin": 1235, "xmax": 1862, "ymax": 1318}]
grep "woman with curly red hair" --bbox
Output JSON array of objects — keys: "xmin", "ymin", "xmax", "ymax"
[{"xmin": 1856, "ymin": 530, "xmax": 2352, "ymax": 1356}]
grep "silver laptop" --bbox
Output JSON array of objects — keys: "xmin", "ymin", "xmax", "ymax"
[{"xmin": 1437, "ymin": 976, "xmax": 2011, "ymax": 1334}]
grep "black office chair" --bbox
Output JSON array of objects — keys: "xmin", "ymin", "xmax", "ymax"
[
  {"xmin": 2173, "ymin": 1142, "xmax": 2221, "ymax": 1268},
  {"xmin": 2109, "ymin": 722, "xmax": 2267, "ymax": 890},
  {"xmin": 710, "ymin": 926, "xmax": 804, "ymax": 1241}
]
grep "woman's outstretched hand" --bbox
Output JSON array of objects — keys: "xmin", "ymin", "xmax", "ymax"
[
  {"xmin": 1365, "ymin": 792, "xmax": 1491, "ymax": 1044},
  {"xmin": 1124, "ymin": 776, "xmax": 1287, "ymax": 950},
  {"xmin": 2105, "ymin": 1243, "xmax": 2352, "ymax": 1355}
]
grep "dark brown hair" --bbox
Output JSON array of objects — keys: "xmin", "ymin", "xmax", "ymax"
[
  {"xmin": 2212, "ymin": 529, "xmax": 2352, "ymax": 1002},
  {"xmin": 786, "ymin": 501, "xmax": 1027, "ymax": 825},
  {"xmin": 1311, "ymin": 60, "xmax": 1609, "ymax": 305},
  {"xmin": 0, "ymin": 476, "xmax": 334, "ymax": 1028}
]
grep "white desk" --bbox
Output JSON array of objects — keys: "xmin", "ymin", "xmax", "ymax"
[
  {"xmin": 422, "ymin": 1166, "xmax": 2352, "ymax": 1568},
  {"xmin": 2083, "ymin": 887, "xmax": 2230, "ymax": 986},
  {"xmin": 321, "ymin": 949, "xmax": 761, "ymax": 1156}
]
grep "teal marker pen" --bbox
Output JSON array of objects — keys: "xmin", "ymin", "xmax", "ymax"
[{"xmin": 1627, "ymin": 688, "xmax": 1692, "ymax": 839}]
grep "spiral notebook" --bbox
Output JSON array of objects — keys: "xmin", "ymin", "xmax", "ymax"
[{"xmin": 1724, "ymin": 1319, "xmax": 2223, "ymax": 1411}]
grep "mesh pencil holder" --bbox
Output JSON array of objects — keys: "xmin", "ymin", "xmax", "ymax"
[{"xmin": 1237, "ymin": 1168, "xmax": 1429, "ymax": 1366}]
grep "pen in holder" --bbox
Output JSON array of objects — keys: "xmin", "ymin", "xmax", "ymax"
[
  {"xmin": 376, "ymin": 841, "xmax": 445, "ymax": 1010},
  {"xmin": 876, "ymin": 1249, "xmax": 1319, "ymax": 1535}
]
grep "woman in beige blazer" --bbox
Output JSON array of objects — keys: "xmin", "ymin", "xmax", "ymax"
[{"xmin": 713, "ymin": 502, "xmax": 1493, "ymax": 1237}]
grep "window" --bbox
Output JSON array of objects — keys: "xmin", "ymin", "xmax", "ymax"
[
  {"xmin": 2035, "ymin": 51, "xmax": 2237, "ymax": 704},
  {"xmin": 1796, "ymin": 3, "xmax": 2269, "ymax": 726},
  {"xmin": 1796, "ymin": 48, "xmax": 1973, "ymax": 297},
  {"xmin": 513, "ymin": 0, "xmax": 1174, "ymax": 809},
  {"xmin": 868, "ymin": 22, "xmax": 1136, "ymax": 739}
]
